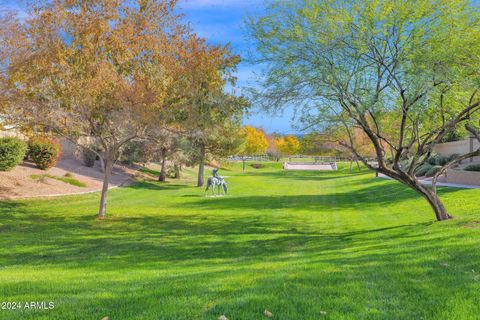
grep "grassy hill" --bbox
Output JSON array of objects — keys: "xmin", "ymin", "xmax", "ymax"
[{"xmin": 1, "ymin": 162, "xmax": 479, "ymax": 319}]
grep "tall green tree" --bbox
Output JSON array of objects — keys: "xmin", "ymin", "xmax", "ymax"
[
  {"xmin": 188, "ymin": 94, "xmax": 249, "ymax": 186},
  {"xmin": 248, "ymin": 0, "xmax": 480, "ymax": 221}
]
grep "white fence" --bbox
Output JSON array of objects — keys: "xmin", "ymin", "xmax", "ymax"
[{"xmin": 284, "ymin": 156, "xmax": 338, "ymax": 171}]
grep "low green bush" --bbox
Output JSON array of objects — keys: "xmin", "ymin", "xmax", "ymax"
[
  {"xmin": 448, "ymin": 154, "xmax": 460, "ymax": 162},
  {"xmin": 250, "ymin": 163, "xmax": 265, "ymax": 169},
  {"xmin": 399, "ymin": 158, "xmax": 412, "ymax": 170},
  {"xmin": 81, "ymin": 147, "xmax": 97, "ymax": 167},
  {"xmin": 425, "ymin": 165, "xmax": 442, "ymax": 177},
  {"xmin": 427, "ymin": 154, "xmax": 448, "ymax": 166},
  {"xmin": 415, "ymin": 163, "xmax": 433, "ymax": 177},
  {"xmin": 29, "ymin": 137, "xmax": 61, "ymax": 170},
  {"xmin": 464, "ymin": 164, "xmax": 480, "ymax": 172},
  {"xmin": 0, "ymin": 137, "xmax": 28, "ymax": 171},
  {"xmin": 119, "ymin": 140, "xmax": 149, "ymax": 164}
]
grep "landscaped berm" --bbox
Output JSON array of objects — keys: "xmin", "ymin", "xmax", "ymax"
[{"xmin": 1, "ymin": 162, "xmax": 480, "ymax": 320}]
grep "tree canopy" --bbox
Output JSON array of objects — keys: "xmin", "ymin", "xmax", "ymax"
[
  {"xmin": 248, "ymin": 0, "xmax": 480, "ymax": 221},
  {"xmin": 1, "ymin": 0, "xmax": 247, "ymax": 217},
  {"xmin": 276, "ymin": 135, "xmax": 301, "ymax": 156}
]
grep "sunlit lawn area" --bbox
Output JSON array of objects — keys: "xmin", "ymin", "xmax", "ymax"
[{"xmin": 1, "ymin": 163, "xmax": 480, "ymax": 319}]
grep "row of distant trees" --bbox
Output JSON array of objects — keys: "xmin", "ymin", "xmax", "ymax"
[
  {"xmin": 238, "ymin": 126, "xmax": 302, "ymax": 167},
  {"xmin": 239, "ymin": 126, "xmax": 372, "ymax": 165},
  {"xmin": 0, "ymin": 0, "xmax": 250, "ymax": 218}
]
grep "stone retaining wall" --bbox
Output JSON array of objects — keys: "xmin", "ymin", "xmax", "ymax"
[
  {"xmin": 434, "ymin": 139, "xmax": 480, "ymax": 162},
  {"xmin": 446, "ymin": 168, "xmax": 480, "ymax": 186}
]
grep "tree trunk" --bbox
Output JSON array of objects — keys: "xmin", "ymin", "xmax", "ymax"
[
  {"xmin": 98, "ymin": 156, "xmax": 114, "ymax": 219},
  {"xmin": 242, "ymin": 159, "xmax": 246, "ymax": 172},
  {"xmin": 174, "ymin": 163, "xmax": 180, "ymax": 179},
  {"xmin": 417, "ymin": 183, "xmax": 452, "ymax": 221},
  {"xmin": 387, "ymin": 170, "xmax": 452, "ymax": 221},
  {"xmin": 355, "ymin": 159, "xmax": 361, "ymax": 171},
  {"xmin": 197, "ymin": 143, "xmax": 205, "ymax": 187},
  {"xmin": 158, "ymin": 148, "xmax": 167, "ymax": 182}
]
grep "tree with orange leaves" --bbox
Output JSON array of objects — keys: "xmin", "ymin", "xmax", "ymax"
[{"xmin": 5, "ymin": 0, "xmax": 187, "ymax": 218}]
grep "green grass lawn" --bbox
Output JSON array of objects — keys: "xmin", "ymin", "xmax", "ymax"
[{"xmin": 1, "ymin": 162, "xmax": 480, "ymax": 319}]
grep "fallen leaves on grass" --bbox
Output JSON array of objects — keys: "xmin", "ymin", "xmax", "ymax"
[{"xmin": 264, "ymin": 309, "xmax": 273, "ymax": 317}]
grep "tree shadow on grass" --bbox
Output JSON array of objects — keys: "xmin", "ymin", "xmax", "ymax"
[
  {"xmin": 0, "ymin": 208, "xmax": 478, "ymax": 319},
  {"xmin": 182, "ymin": 182, "xmax": 462, "ymax": 212},
  {"xmin": 0, "ymin": 208, "xmax": 435, "ymax": 269},
  {"xmin": 0, "ymin": 176, "xmax": 476, "ymax": 319},
  {"xmin": 243, "ymin": 169, "xmax": 369, "ymax": 182},
  {"xmin": 125, "ymin": 181, "xmax": 187, "ymax": 191}
]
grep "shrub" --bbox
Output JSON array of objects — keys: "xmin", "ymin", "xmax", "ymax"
[
  {"xmin": 425, "ymin": 165, "xmax": 442, "ymax": 177},
  {"xmin": 448, "ymin": 153, "xmax": 460, "ymax": 162},
  {"xmin": 436, "ymin": 155, "xmax": 448, "ymax": 166},
  {"xmin": 166, "ymin": 166, "xmax": 177, "ymax": 178},
  {"xmin": 464, "ymin": 164, "xmax": 480, "ymax": 172},
  {"xmin": 0, "ymin": 137, "xmax": 28, "ymax": 171},
  {"xmin": 415, "ymin": 163, "xmax": 433, "ymax": 177},
  {"xmin": 119, "ymin": 140, "xmax": 149, "ymax": 164},
  {"xmin": 427, "ymin": 154, "xmax": 448, "ymax": 166},
  {"xmin": 29, "ymin": 137, "xmax": 61, "ymax": 170},
  {"xmin": 399, "ymin": 158, "xmax": 412, "ymax": 170},
  {"xmin": 81, "ymin": 147, "xmax": 97, "ymax": 167},
  {"xmin": 250, "ymin": 163, "xmax": 264, "ymax": 169}
]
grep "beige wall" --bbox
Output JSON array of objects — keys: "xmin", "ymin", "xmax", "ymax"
[
  {"xmin": 446, "ymin": 168, "xmax": 480, "ymax": 186},
  {"xmin": 60, "ymin": 139, "xmax": 78, "ymax": 160},
  {"xmin": 434, "ymin": 139, "xmax": 479, "ymax": 156},
  {"xmin": 433, "ymin": 139, "xmax": 480, "ymax": 162},
  {"xmin": 60, "ymin": 136, "xmax": 96, "ymax": 160}
]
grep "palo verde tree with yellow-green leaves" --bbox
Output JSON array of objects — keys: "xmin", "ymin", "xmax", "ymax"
[{"xmin": 248, "ymin": 0, "xmax": 480, "ymax": 221}]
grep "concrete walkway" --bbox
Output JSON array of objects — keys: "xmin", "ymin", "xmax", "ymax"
[{"xmin": 377, "ymin": 173, "xmax": 480, "ymax": 189}]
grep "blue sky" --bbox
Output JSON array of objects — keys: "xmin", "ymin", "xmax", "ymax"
[
  {"xmin": 177, "ymin": 0, "xmax": 298, "ymax": 134},
  {"xmin": 0, "ymin": 0, "xmax": 298, "ymax": 134}
]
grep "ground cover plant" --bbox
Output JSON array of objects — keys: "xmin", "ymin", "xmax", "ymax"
[
  {"xmin": 1, "ymin": 163, "xmax": 480, "ymax": 319},
  {"xmin": 30, "ymin": 173, "xmax": 86, "ymax": 188}
]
